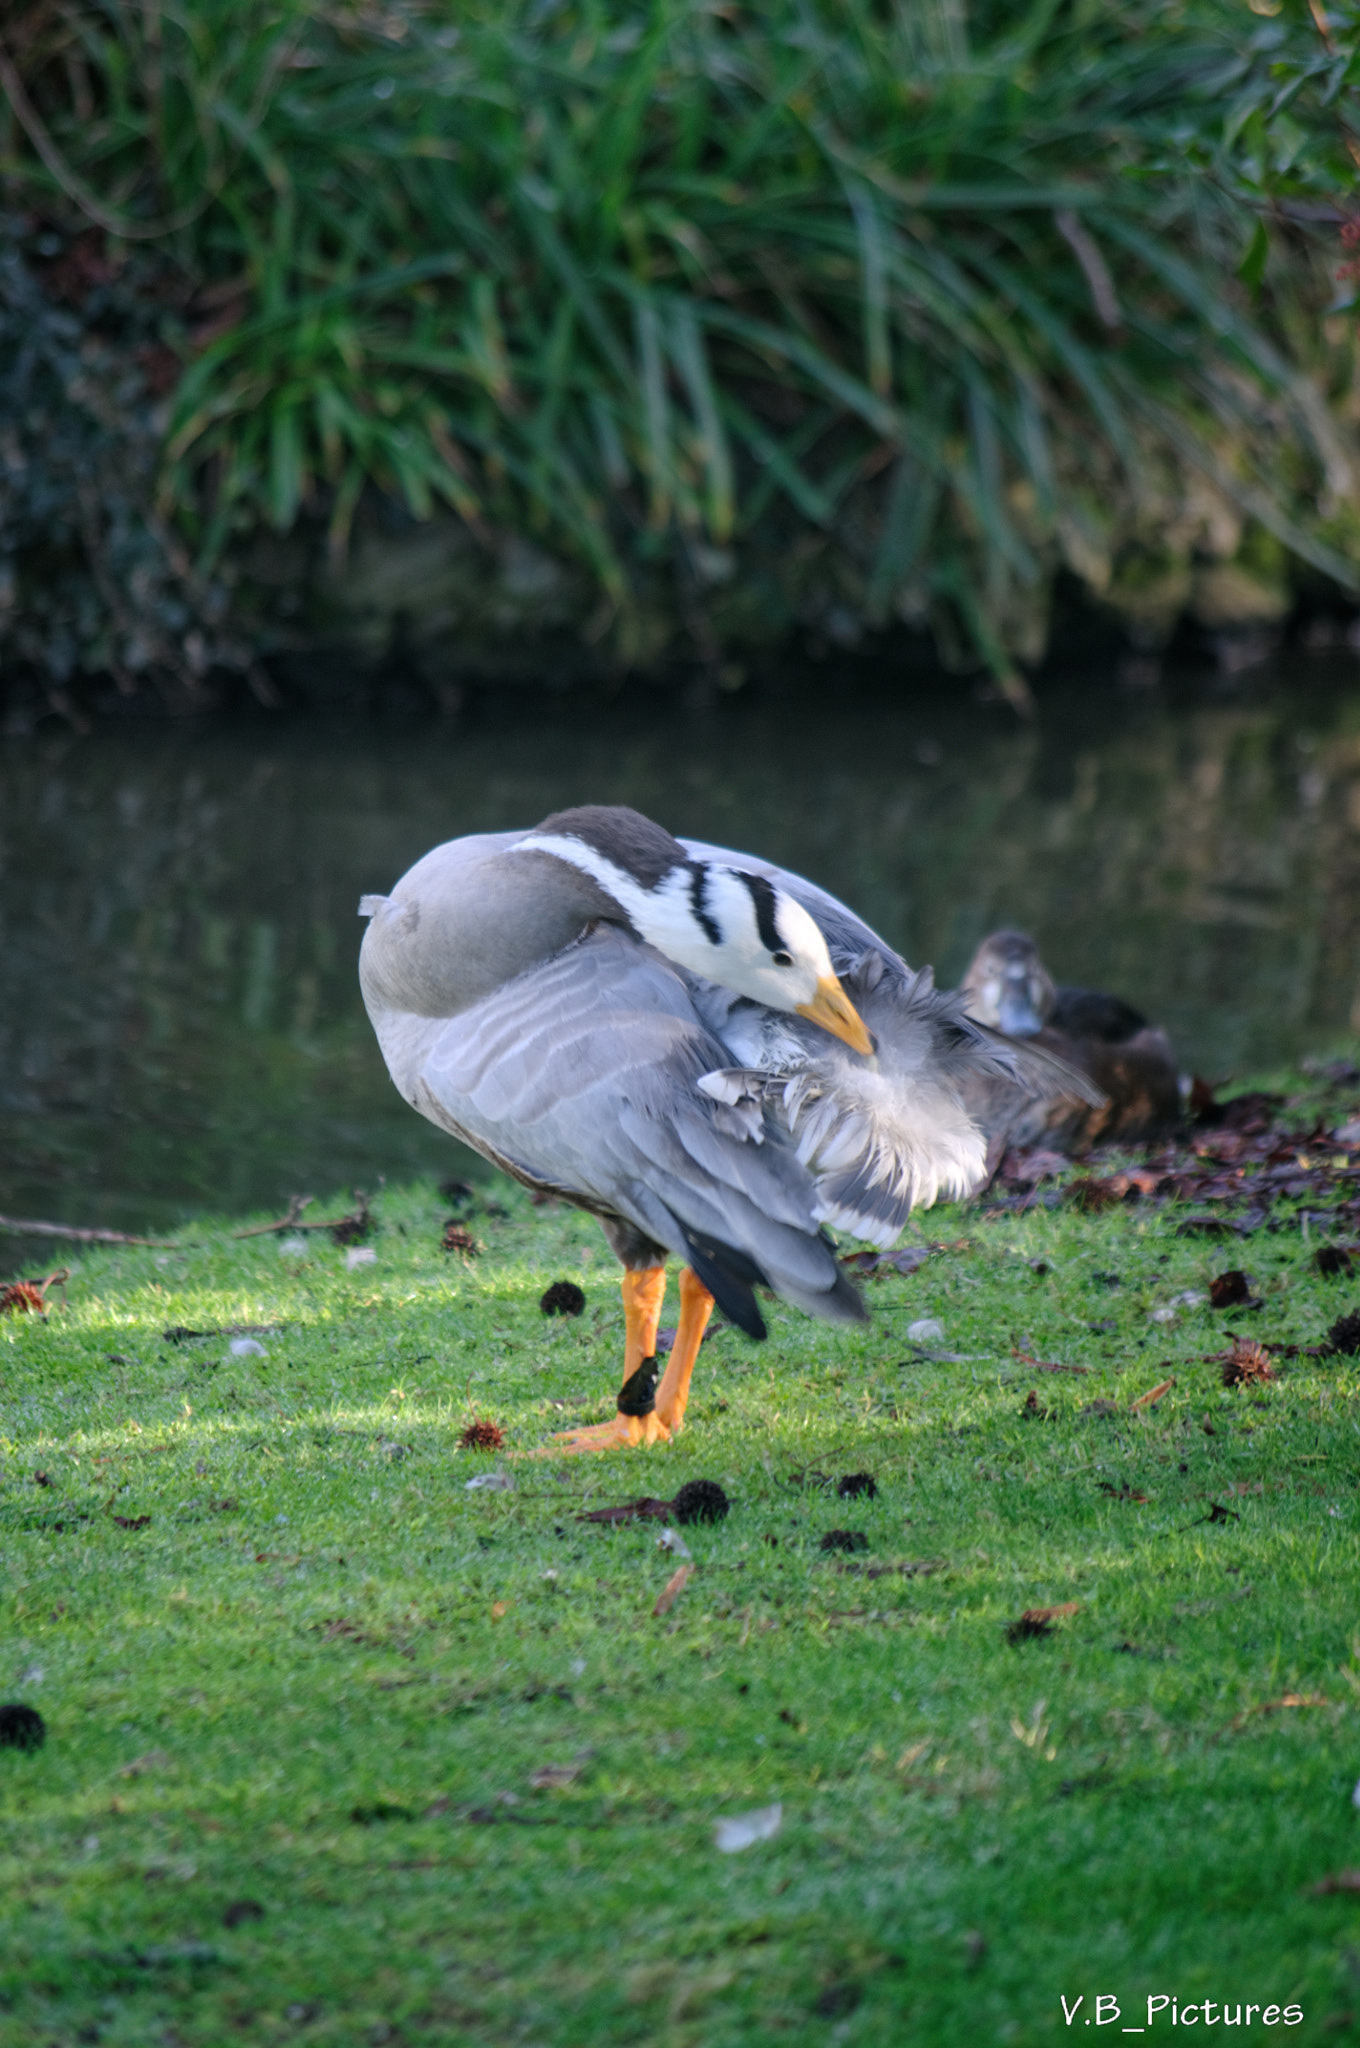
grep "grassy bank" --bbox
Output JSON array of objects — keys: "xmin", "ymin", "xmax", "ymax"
[
  {"xmin": 3, "ymin": 0, "xmax": 1360, "ymax": 713},
  {"xmin": 4, "ymin": 1073, "xmax": 1360, "ymax": 2044}
]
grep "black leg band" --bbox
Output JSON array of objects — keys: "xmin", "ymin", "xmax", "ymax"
[{"xmin": 617, "ymin": 1357, "xmax": 659, "ymax": 1418}]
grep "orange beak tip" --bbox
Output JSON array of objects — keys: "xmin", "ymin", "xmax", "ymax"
[{"xmin": 796, "ymin": 977, "xmax": 874, "ymax": 1057}]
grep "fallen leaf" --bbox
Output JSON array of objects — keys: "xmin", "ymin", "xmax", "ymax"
[
  {"xmin": 653, "ymin": 1564, "xmax": 694, "ymax": 1616},
  {"xmin": 111, "ymin": 1514, "xmax": 152, "ymax": 1530},
  {"xmin": 490, "ymin": 1601, "xmax": 508, "ymax": 1621},
  {"xmin": 578, "ymin": 1496, "xmax": 673, "ymax": 1524},
  {"xmin": 1008, "ymin": 1602, "xmax": 1079, "ymax": 1643},
  {"xmin": 118, "ymin": 1749, "xmax": 170, "ymax": 1778},
  {"xmin": 529, "ymin": 1763, "xmax": 583, "ymax": 1790},
  {"xmin": 1310, "ymin": 1870, "xmax": 1360, "ymax": 1895},
  {"xmin": 1131, "ymin": 1377, "xmax": 1176, "ymax": 1411},
  {"xmin": 713, "ymin": 1801, "xmax": 782, "ymax": 1853},
  {"xmin": 1225, "ymin": 1693, "xmax": 1327, "ymax": 1734}
]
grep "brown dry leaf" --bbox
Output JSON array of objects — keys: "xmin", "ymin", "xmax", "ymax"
[
  {"xmin": 1024, "ymin": 1601, "xmax": 1080, "ymax": 1624},
  {"xmin": 528, "ymin": 1763, "xmax": 582, "ymax": 1790},
  {"xmin": 653, "ymin": 1564, "xmax": 694, "ymax": 1616},
  {"xmin": 118, "ymin": 1749, "xmax": 171, "ymax": 1778},
  {"xmin": 490, "ymin": 1601, "xmax": 508, "ymax": 1621},
  {"xmin": 577, "ymin": 1496, "xmax": 674, "ymax": 1524},
  {"xmin": 1131, "ymin": 1377, "xmax": 1176, "ymax": 1411},
  {"xmin": 1008, "ymin": 1601, "xmax": 1079, "ymax": 1643},
  {"xmin": 1310, "ymin": 1870, "xmax": 1360, "ymax": 1895},
  {"xmin": 1227, "ymin": 1692, "xmax": 1327, "ymax": 1733}
]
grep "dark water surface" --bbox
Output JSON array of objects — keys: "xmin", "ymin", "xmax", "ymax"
[{"xmin": 4, "ymin": 653, "xmax": 1360, "ymax": 1265}]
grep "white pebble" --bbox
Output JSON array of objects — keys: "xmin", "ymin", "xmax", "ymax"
[
  {"xmin": 465, "ymin": 1469, "xmax": 514, "ymax": 1493},
  {"xmin": 345, "ymin": 1247, "xmax": 377, "ymax": 1269},
  {"xmin": 657, "ymin": 1527, "xmax": 693, "ymax": 1560},
  {"xmin": 229, "ymin": 1337, "xmax": 266, "ymax": 1358},
  {"xmin": 277, "ymin": 1235, "xmax": 309, "ymax": 1258},
  {"xmin": 907, "ymin": 1318, "xmax": 944, "ymax": 1343}
]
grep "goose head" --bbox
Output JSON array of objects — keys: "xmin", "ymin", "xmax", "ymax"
[
  {"xmin": 960, "ymin": 930, "xmax": 1055, "ymax": 1039},
  {"xmin": 514, "ymin": 808, "xmax": 874, "ymax": 1056}
]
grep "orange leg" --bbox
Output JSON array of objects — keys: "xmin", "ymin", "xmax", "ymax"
[
  {"xmin": 654, "ymin": 1267, "xmax": 714, "ymax": 1437},
  {"xmin": 551, "ymin": 1265, "xmax": 669, "ymax": 1454}
]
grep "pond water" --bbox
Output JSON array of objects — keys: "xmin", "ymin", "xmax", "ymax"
[{"xmin": 4, "ymin": 649, "xmax": 1360, "ymax": 1271}]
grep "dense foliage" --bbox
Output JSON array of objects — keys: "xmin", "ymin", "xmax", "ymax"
[{"xmin": 3, "ymin": 0, "xmax": 1360, "ymax": 700}]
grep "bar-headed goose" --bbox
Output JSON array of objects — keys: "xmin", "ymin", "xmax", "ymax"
[
  {"xmin": 359, "ymin": 807, "xmax": 1058, "ymax": 1452},
  {"xmin": 960, "ymin": 929, "xmax": 1180, "ymax": 1152}
]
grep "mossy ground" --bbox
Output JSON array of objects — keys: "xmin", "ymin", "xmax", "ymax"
[{"xmin": 3, "ymin": 1080, "xmax": 1360, "ymax": 2047}]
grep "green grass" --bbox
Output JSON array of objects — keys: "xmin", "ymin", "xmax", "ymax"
[
  {"xmin": 6, "ymin": 0, "xmax": 1360, "ymax": 689},
  {"xmin": 4, "ymin": 1098, "xmax": 1360, "ymax": 2044}
]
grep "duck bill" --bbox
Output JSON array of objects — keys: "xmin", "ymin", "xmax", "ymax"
[{"xmin": 796, "ymin": 976, "xmax": 874, "ymax": 1056}]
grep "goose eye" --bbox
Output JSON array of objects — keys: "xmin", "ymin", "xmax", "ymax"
[{"xmin": 772, "ymin": 949, "xmax": 793, "ymax": 967}]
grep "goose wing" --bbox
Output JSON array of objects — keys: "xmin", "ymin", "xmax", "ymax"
[
  {"xmin": 678, "ymin": 836, "xmax": 1097, "ymax": 1243},
  {"xmin": 360, "ymin": 905, "xmax": 863, "ymax": 1335}
]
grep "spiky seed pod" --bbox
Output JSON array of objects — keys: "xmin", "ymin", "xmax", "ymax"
[
  {"xmin": 459, "ymin": 1419, "xmax": 505, "ymax": 1451},
  {"xmin": 441, "ymin": 1222, "xmax": 479, "ymax": 1256},
  {"xmin": 672, "ymin": 1479, "xmax": 730, "ymax": 1525},
  {"xmin": 819, "ymin": 1528, "xmax": 868, "ymax": 1554},
  {"xmin": 837, "ymin": 1472, "xmax": 878, "ymax": 1499},
  {"xmin": 1209, "ymin": 1269, "xmax": 1253, "ymax": 1308},
  {"xmin": 1220, "ymin": 1339, "xmax": 1276, "ymax": 1387},
  {"xmin": 1315, "ymin": 1245, "xmax": 1355, "ymax": 1278},
  {"xmin": 0, "ymin": 1703, "xmax": 45, "ymax": 1750},
  {"xmin": 540, "ymin": 1280, "xmax": 585, "ymax": 1316},
  {"xmin": 1326, "ymin": 1310, "xmax": 1360, "ymax": 1356}
]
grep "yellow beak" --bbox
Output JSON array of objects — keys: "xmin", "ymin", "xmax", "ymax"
[{"xmin": 795, "ymin": 975, "xmax": 874, "ymax": 1056}]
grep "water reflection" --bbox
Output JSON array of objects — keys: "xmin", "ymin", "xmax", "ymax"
[{"xmin": 3, "ymin": 654, "xmax": 1359, "ymax": 1260}]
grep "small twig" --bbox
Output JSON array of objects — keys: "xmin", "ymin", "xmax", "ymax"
[
  {"xmin": 231, "ymin": 1196, "xmax": 315, "ymax": 1240},
  {"xmin": 0, "ymin": 1214, "xmax": 180, "ymax": 1248}
]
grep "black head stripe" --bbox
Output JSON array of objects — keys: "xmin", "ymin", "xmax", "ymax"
[
  {"xmin": 742, "ymin": 873, "xmax": 784, "ymax": 955},
  {"xmin": 688, "ymin": 862, "xmax": 723, "ymax": 947}
]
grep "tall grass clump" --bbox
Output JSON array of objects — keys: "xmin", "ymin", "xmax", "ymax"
[{"xmin": 3, "ymin": 0, "xmax": 1360, "ymax": 694}]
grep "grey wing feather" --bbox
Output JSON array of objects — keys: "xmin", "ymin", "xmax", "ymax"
[
  {"xmin": 361, "ymin": 917, "xmax": 863, "ymax": 1323},
  {"xmin": 680, "ymin": 837, "xmax": 1098, "ymax": 1242}
]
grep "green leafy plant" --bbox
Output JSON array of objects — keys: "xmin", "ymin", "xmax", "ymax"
[{"xmin": 4, "ymin": 0, "xmax": 1359, "ymax": 695}]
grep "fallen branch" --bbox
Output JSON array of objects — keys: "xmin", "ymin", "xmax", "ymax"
[
  {"xmin": 0, "ymin": 1213, "xmax": 180, "ymax": 1248},
  {"xmin": 231, "ymin": 1191, "xmax": 371, "ymax": 1245},
  {"xmin": 231, "ymin": 1195, "xmax": 315, "ymax": 1239}
]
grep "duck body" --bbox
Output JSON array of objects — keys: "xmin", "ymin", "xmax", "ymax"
[
  {"xmin": 959, "ymin": 930, "xmax": 1180, "ymax": 1155},
  {"xmin": 360, "ymin": 807, "xmax": 1031, "ymax": 1448}
]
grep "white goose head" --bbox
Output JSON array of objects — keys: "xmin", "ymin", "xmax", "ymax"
[{"xmin": 514, "ymin": 806, "xmax": 874, "ymax": 1056}]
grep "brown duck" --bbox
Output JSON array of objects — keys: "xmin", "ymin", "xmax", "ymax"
[{"xmin": 959, "ymin": 930, "xmax": 1181, "ymax": 1154}]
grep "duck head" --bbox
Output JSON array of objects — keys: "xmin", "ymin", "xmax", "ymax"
[{"xmin": 961, "ymin": 930, "xmax": 1055, "ymax": 1039}]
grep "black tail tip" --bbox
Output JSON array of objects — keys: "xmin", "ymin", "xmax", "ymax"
[{"xmin": 676, "ymin": 1224, "xmax": 767, "ymax": 1340}]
